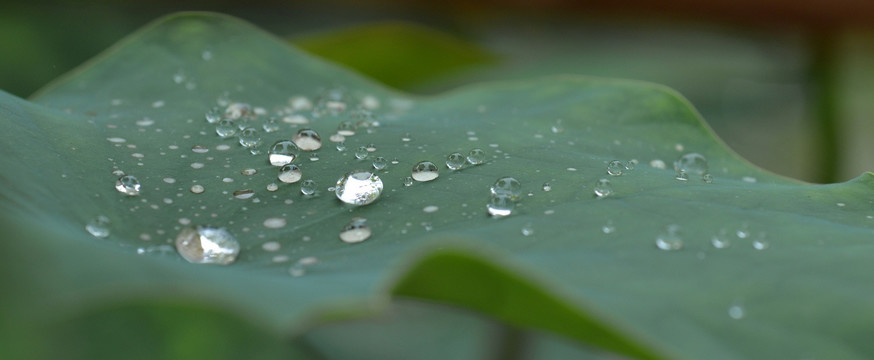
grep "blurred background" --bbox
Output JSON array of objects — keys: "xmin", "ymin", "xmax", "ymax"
[{"xmin": 3, "ymin": 0, "xmax": 874, "ymax": 183}]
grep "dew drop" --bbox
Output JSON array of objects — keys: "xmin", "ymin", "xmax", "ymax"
[
  {"xmin": 423, "ymin": 205, "xmax": 439, "ymax": 213},
  {"xmin": 335, "ymin": 171, "xmax": 383, "ymax": 205},
  {"xmin": 649, "ymin": 159, "xmax": 666, "ymax": 169},
  {"xmin": 224, "ymin": 102, "xmax": 251, "ymax": 120},
  {"xmin": 309, "ymin": 153, "xmax": 320, "ymax": 161},
  {"xmin": 354, "ymin": 146, "xmax": 369, "ymax": 160},
  {"xmin": 403, "ymin": 176, "xmax": 414, "ymax": 187},
  {"xmin": 335, "ymin": 141, "xmax": 346, "ymax": 151},
  {"xmin": 300, "ymin": 179, "xmax": 317, "ymax": 195},
  {"xmin": 487, "ymin": 194, "xmax": 515, "ymax": 217},
  {"xmin": 655, "ymin": 225, "xmax": 683, "ymax": 251},
  {"xmin": 262, "ymin": 117, "xmax": 280, "ymax": 133},
  {"xmin": 238, "ymin": 127, "xmax": 261, "ymax": 148},
  {"xmin": 205, "ymin": 107, "xmax": 222, "ymax": 123},
  {"xmin": 466, "ymin": 148, "xmax": 486, "ymax": 165},
  {"xmin": 607, "ymin": 160, "xmax": 624, "ymax": 176},
  {"xmin": 163, "ymin": 177, "xmax": 176, "ymax": 184},
  {"xmin": 215, "ymin": 119, "xmax": 237, "ymax": 138},
  {"xmin": 111, "ymin": 169, "xmax": 125, "ymax": 176},
  {"xmin": 175, "ymin": 226, "xmax": 240, "ymax": 265},
  {"xmin": 711, "ymin": 230, "xmax": 731, "ymax": 249},
  {"xmin": 262, "ymin": 241, "xmax": 281, "ymax": 252},
  {"xmin": 365, "ymin": 143, "xmax": 377, "ymax": 152},
  {"xmin": 602, "ymin": 221, "xmax": 616, "ymax": 234},
  {"xmin": 191, "ymin": 145, "xmax": 209, "ymax": 153},
  {"xmin": 278, "ymin": 164, "xmax": 302, "ymax": 183},
  {"xmin": 266, "ymin": 183, "xmax": 278, "ymax": 192},
  {"xmin": 728, "ymin": 305, "xmax": 745, "ymax": 320},
  {"xmin": 411, "ymin": 161, "xmax": 439, "ymax": 182},
  {"xmin": 337, "ymin": 121, "xmax": 356, "ymax": 136},
  {"xmin": 521, "ymin": 223, "xmax": 534, "ymax": 236},
  {"xmin": 190, "ymin": 184, "xmax": 205, "ymax": 194},
  {"xmin": 339, "ymin": 217, "xmax": 372, "ymax": 243},
  {"xmin": 233, "ymin": 189, "xmax": 255, "ymax": 199},
  {"xmin": 85, "ymin": 215, "xmax": 111, "ymax": 238},
  {"xmin": 268, "ymin": 140, "xmax": 300, "ymax": 166},
  {"xmin": 372, "ymin": 156, "xmax": 388, "ymax": 170},
  {"xmin": 752, "ymin": 233, "xmax": 769, "ymax": 250},
  {"xmin": 292, "ymin": 129, "xmax": 322, "ymax": 151},
  {"xmin": 490, "ymin": 177, "xmax": 522, "ymax": 199},
  {"xmin": 241, "ymin": 168, "xmax": 257, "ymax": 176},
  {"xmin": 675, "ymin": 153, "xmax": 709, "ymax": 180},
  {"xmin": 263, "ymin": 217, "xmax": 287, "ymax": 229},
  {"xmin": 542, "ymin": 182, "xmax": 552, "ymax": 192},
  {"xmin": 330, "ymin": 134, "xmax": 346, "ymax": 144},
  {"xmin": 115, "ymin": 175, "xmax": 141, "ymax": 196},
  {"xmin": 446, "ymin": 152, "xmax": 466, "ymax": 170},
  {"xmin": 593, "ymin": 179, "xmax": 613, "ymax": 198},
  {"xmin": 703, "ymin": 173, "xmax": 714, "ymax": 184}
]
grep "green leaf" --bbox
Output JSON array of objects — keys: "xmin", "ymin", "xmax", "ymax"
[
  {"xmin": 2, "ymin": 11, "xmax": 873, "ymax": 360},
  {"xmin": 292, "ymin": 22, "xmax": 495, "ymax": 90}
]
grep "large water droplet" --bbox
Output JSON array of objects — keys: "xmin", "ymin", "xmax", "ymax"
[
  {"xmin": 490, "ymin": 177, "xmax": 522, "ymax": 199},
  {"xmin": 655, "ymin": 225, "xmax": 683, "ymax": 251},
  {"xmin": 593, "ymin": 179, "xmax": 613, "ymax": 198},
  {"xmin": 85, "ymin": 215, "xmax": 111, "ymax": 238},
  {"xmin": 607, "ymin": 160, "xmax": 624, "ymax": 176},
  {"xmin": 293, "ymin": 129, "xmax": 322, "ymax": 151},
  {"xmin": 466, "ymin": 148, "xmax": 486, "ymax": 165},
  {"xmin": 238, "ymin": 127, "xmax": 261, "ymax": 148},
  {"xmin": 675, "ymin": 153, "xmax": 709, "ymax": 180},
  {"xmin": 115, "ymin": 175, "xmax": 141, "ymax": 196},
  {"xmin": 300, "ymin": 179, "xmax": 317, "ymax": 195},
  {"xmin": 446, "ymin": 152, "xmax": 466, "ymax": 170},
  {"xmin": 268, "ymin": 140, "xmax": 300, "ymax": 166},
  {"xmin": 487, "ymin": 194, "xmax": 515, "ymax": 217},
  {"xmin": 175, "ymin": 226, "xmax": 240, "ymax": 265},
  {"xmin": 278, "ymin": 164, "xmax": 302, "ymax": 183},
  {"xmin": 411, "ymin": 161, "xmax": 439, "ymax": 182},
  {"xmin": 335, "ymin": 171, "xmax": 383, "ymax": 205},
  {"xmin": 372, "ymin": 156, "xmax": 387, "ymax": 170},
  {"xmin": 339, "ymin": 217, "xmax": 372, "ymax": 243}
]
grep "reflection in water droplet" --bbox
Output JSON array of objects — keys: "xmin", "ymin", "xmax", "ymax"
[
  {"xmin": 300, "ymin": 179, "xmax": 317, "ymax": 195},
  {"xmin": 238, "ymin": 128, "xmax": 262, "ymax": 148},
  {"xmin": 372, "ymin": 156, "xmax": 387, "ymax": 170},
  {"xmin": 335, "ymin": 171, "xmax": 383, "ymax": 205},
  {"xmin": 175, "ymin": 226, "xmax": 240, "ymax": 265},
  {"xmin": 339, "ymin": 217, "xmax": 372, "ymax": 243},
  {"xmin": 293, "ymin": 129, "xmax": 322, "ymax": 151},
  {"xmin": 487, "ymin": 194, "xmax": 515, "ymax": 217},
  {"xmin": 115, "ymin": 175, "xmax": 141, "ymax": 196},
  {"xmin": 190, "ymin": 184, "xmax": 205, "ymax": 194},
  {"xmin": 412, "ymin": 161, "xmax": 439, "ymax": 182},
  {"xmin": 268, "ymin": 140, "xmax": 300, "ymax": 166},
  {"xmin": 466, "ymin": 148, "xmax": 486, "ymax": 165},
  {"xmin": 278, "ymin": 164, "xmax": 302, "ymax": 183},
  {"xmin": 593, "ymin": 179, "xmax": 612, "ymax": 198},
  {"xmin": 233, "ymin": 189, "xmax": 255, "ymax": 199},
  {"xmin": 216, "ymin": 119, "xmax": 237, "ymax": 138},
  {"xmin": 607, "ymin": 160, "xmax": 624, "ymax": 176},
  {"xmin": 490, "ymin": 177, "xmax": 522, "ymax": 199},
  {"xmin": 446, "ymin": 152, "xmax": 466, "ymax": 170},
  {"xmin": 655, "ymin": 225, "xmax": 683, "ymax": 251},
  {"xmin": 85, "ymin": 216, "xmax": 111, "ymax": 238}
]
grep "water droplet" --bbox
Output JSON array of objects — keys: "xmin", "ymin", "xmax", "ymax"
[
  {"xmin": 466, "ymin": 148, "xmax": 486, "ymax": 165},
  {"xmin": 263, "ymin": 217, "xmax": 287, "ymax": 229},
  {"xmin": 446, "ymin": 152, "xmax": 466, "ymax": 170},
  {"xmin": 490, "ymin": 177, "xmax": 522, "ymax": 199},
  {"xmin": 191, "ymin": 145, "xmax": 209, "ymax": 154},
  {"xmin": 728, "ymin": 305, "xmax": 745, "ymax": 320},
  {"xmin": 655, "ymin": 225, "xmax": 683, "ymax": 251},
  {"xmin": 335, "ymin": 141, "xmax": 346, "ymax": 151},
  {"xmin": 365, "ymin": 143, "xmax": 377, "ymax": 152},
  {"xmin": 711, "ymin": 230, "xmax": 731, "ymax": 249},
  {"xmin": 752, "ymin": 233, "xmax": 769, "ymax": 250},
  {"xmin": 649, "ymin": 159, "xmax": 666, "ymax": 169},
  {"xmin": 175, "ymin": 226, "xmax": 240, "ymax": 265},
  {"xmin": 115, "ymin": 175, "xmax": 141, "ymax": 196},
  {"xmin": 372, "ymin": 156, "xmax": 387, "ymax": 170},
  {"xmin": 268, "ymin": 140, "xmax": 300, "ymax": 166},
  {"xmin": 354, "ymin": 146, "xmax": 369, "ymax": 160},
  {"xmin": 262, "ymin": 241, "xmax": 281, "ymax": 252},
  {"xmin": 487, "ymin": 194, "xmax": 515, "ymax": 217},
  {"xmin": 216, "ymin": 119, "xmax": 237, "ymax": 138},
  {"xmin": 238, "ymin": 127, "xmax": 261, "ymax": 148},
  {"xmin": 278, "ymin": 164, "xmax": 302, "ymax": 183},
  {"xmin": 292, "ymin": 129, "xmax": 322, "ymax": 151},
  {"xmin": 736, "ymin": 224, "xmax": 750, "ymax": 239},
  {"xmin": 624, "ymin": 160, "xmax": 637, "ymax": 171},
  {"xmin": 241, "ymin": 168, "xmax": 257, "ymax": 176},
  {"xmin": 190, "ymin": 184, "xmax": 205, "ymax": 194},
  {"xmin": 205, "ymin": 107, "xmax": 222, "ymax": 123},
  {"xmin": 675, "ymin": 153, "xmax": 709, "ymax": 180},
  {"xmin": 412, "ymin": 161, "xmax": 439, "ymax": 182},
  {"xmin": 300, "ymin": 179, "xmax": 317, "ymax": 195},
  {"xmin": 289, "ymin": 96, "xmax": 312, "ymax": 110},
  {"xmin": 551, "ymin": 120, "xmax": 564, "ymax": 133},
  {"xmin": 337, "ymin": 121, "xmax": 356, "ymax": 136},
  {"xmin": 403, "ymin": 176, "xmax": 414, "ymax": 187},
  {"xmin": 233, "ymin": 189, "xmax": 255, "ymax": 199},
  {"xmin": 339, "ymin": 217, "xmax": 372, "ymax": 243},
  {"xmin": 111, "ymin": 169, "xmax": 125, "ymax": 176},
  {"xmin": 85, "ymin": 215, "xmax": 111, "ymax": 238},
  {"xmin": 224, "ymin": 102, "xmax": 251, "ymax": 120},
  {"xmin": 703, "ymin": 173, "xmax": 714, "ymax": 184},
  {"xmin": 401, "ymin": 133, "xmax": 413, "ymax": 142},
  {"xmin": 541, "ymin": 182, "xmax": 552, "ymax": 192},
  {"xmin": 423, "ymin": 205, "xmax": 439, "ymax": 213},
  {"xmin": 266, "ymin": 183, "xmax": 279, "ymax": 192},
  {"xmin": 521, "ymin": 223, "xmax": 534, "ymax": 236},
  {"xmin": 607, "ymin": 160, "xmax": 625, "ymax": 176},
  {"xmin": 335, "ymin": 171, "xmax": 383, "ymax": 205},
  {"xmin": 593, "ymin": 179, "xmax": 612, "ymax": 198}
]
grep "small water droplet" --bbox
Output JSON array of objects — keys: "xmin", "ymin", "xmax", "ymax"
[
  {"xmin": 224, "ymin": 102, "xmax": 251, "ymax": 120},
  {"xmin": 521, "ymin": 223, "xmax": 534, "ymax": 236},
  {"xmin": 593, "ymin": 179, "xmax": 612, "ymax": 198},
  {"xmin": 262, "ymin": 241, "xmax": 281, "ymax": 252},
  {"xmin": 602, "ymin": 221, "xmax": 615, "ymax": 234},
  {"xmin": 190, "ymin": 184, "xmax": 205, "ymax": 194},
  {"xmin": 403, "ymin": 176, "xmax": 414, "ymax": 187},
  {"xmin": 241, "ymin": 168, "xmax": 257, "ymax": 176},
  {"xmin": 191, "ymin": 145, "xmax": 209, "ymax": 154},
  {"xmin": 335, "ymin": 171, "xmax": 383, "ymax": 205},
  {"xmin": 542, "ymin": 182, "xmax": 552, "ymax": 192},
  {"xmin": 115, "ymin": 175, "xmax": 141, "ymax": 196},
  {"xmin": 354, "ymin": 146, "xmax": 369, "ymax": 160},
  {"xmin": 335, "ymin": 141, "xmax": 346, "ymax": 151},
  {"xmin": 266, "ymin": 183, "xmax": 278, "ymax": 192},
  {"xmin": 675, "ymin": 153, "xmax": 709, "ymax": 181},
  {"xmin": 337, "ymin": 121, "xmax": 356, "ymax": 136},
  {"xmin": 423, "ymin": 205, "xmax": 439, "ymax": 213},
  {"xmin": 205, "ymin": 107, "xmax": 222, "ymax": 123},
  {"xmin": 490, "ymin": 177, "xmax": 522, "ymax": 199},
  {"xmin": 111, "ymin": 169, "xmax": 125, "ymax": 176},
  {"xmin": 446, "ymin": 152, "xmax": 466, "ymax": 170},
  {"xmin": 624, "ymin": 160, "xmax": 637, "ymax": 171},
  {"xmin": 238, "ymin": 127, "xmax": 261, "ymax": 148},
  {"xmin": 339, "ymin": 217, "xmax": 372, "ymax": 243},
  {"xmin": 85, "ymin": 215, "xmax": 111, "ymax": 238},
  {"xmin": 216, "ymin": 119, "xmax": 237, "ymax": 138},
  {"xmin": 607, "ymin": 160, "xmax": 624, "ymax": 176},
  {"xmin": 551, "ymin": 120, "xmax": 564, "ymax": 133},
  {"xmin": 711, "ymin": 230, "xmax": 731, "ymax": 249},
  {"xmin": 263, "ymin": 217, "xmax": 287, "ymax": 229},
  {"xmin": 412, "ymin": 161, "xmax": 439, "ymax": 182},
  {"xmin": 300, "ymin": 179, "xmax": 317, "ymax": 195},
  {"xmin": 372, "ymin": 156, "xmax": 387, "ymax": 170},
  {"xmin": 703, "ymin": 173, "xmax": 714, "ymax": 184},
  {"xmin": 233, "ymin": 189, "xmax": 255, "ymax": 199},
  {"xmin": 752, "ymin": 233, "xmax": 769, "ymax": 250},
  {"xmin": 649, "ymin": 159, "xmax": 666, "ymax": 169},
  {"xmin": 365, "ymin": 143, "xmax": 377, "ymax": 152},
  {"xmin": 292, "ymin": 129, "xmax": 322, "ymax": 151},
  {"xmin": 728, "ymin": 305, "xmax": 745, "ymax": 320},
  {"xmin": 278, "ymin": 164, "xmax": 302, "ymax": 184},
  {"xmin": 655, "ymin": 225, "xmax": 683, "ymax": 251},
  {"xmin": 401, "ymin": 133, "xmax": 412, "ymax": 142},
  {"xmin": 175, "ymin": 226, "xmax": 240, "ymax": 265},
  {"xmin": 487, "ymin": 194, "xmax": 515, "ymax": 217},
  {"xmin": 466, "ymin": 148, "xmax": 486, "ymax": 165},
  {"xmin": 736, "ymin": 224, "xmax": 750, "ymax": 239}
]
